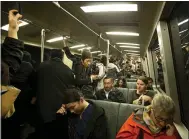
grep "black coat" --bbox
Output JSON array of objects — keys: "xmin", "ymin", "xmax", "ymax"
[
  {"xmin": 63, "ymin": 46, "xmax": 92, "ymax": 87},
  {"xmin": 35, "ymin": 58, "xmax": 75, "ymax": 123},
  {"xmin": 95, "ymin": 88, "xmax": 126, "ymax": 103},
  {"xmin": 1, "ymin": 37, "xmax": 24, "ymax": 85},
  {"xmin": 68, "ymin": 100, "xmax": 107, "ymax": 139}
]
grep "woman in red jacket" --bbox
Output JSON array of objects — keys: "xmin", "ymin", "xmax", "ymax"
[{"xmin": 116, "ymin": 93, "xmax": 181, "ymax": 139}]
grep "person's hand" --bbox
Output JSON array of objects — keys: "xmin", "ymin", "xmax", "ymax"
[
  {"xmin": 91, "ymin": 75, "xmax": 98, "ymax": 80},
  {"xmin": 142, "ymin": 95, "xmax": 152, "ymax": 103},
  {"xmin": 8, "ymin": 10, "xmax": 22, "ymax": 32},
  {"xmin": 31, "ymin": 97, "xmax": 37, "ymax": 104},
  {"xmin": 56, "ymin": 104, "xmax": 67, "ymax": 115},
  {"xmin": 166, "ymin": 124, "xmax": 175, "ymax": 136}
]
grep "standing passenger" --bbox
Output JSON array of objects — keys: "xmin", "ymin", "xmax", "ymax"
[
  {"xmin": 35, "ymin": 49, "xmax": 75, "ymax": 139},
  {"xmin": 63, "ymin": 45, "xmax": 98, "ymax": 98}
]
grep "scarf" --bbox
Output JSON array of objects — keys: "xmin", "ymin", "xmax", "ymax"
[{"xmin": 143, "ymin": 106, "xmax": 161, "ymax": 134}]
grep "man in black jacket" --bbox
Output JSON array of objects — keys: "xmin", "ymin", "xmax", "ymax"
[
  {"xmin": 35, "ymin": 49, "xmax": 75, "ymax": 139},
  {"xmin": 2, "ymin": 9, "xmax": 24, "ymax": 85},
  {"xmin": 1, "ymin": 9, "xmax": 24, "ymax": 139},
  {"xmin": 95, "ymin": 77, "xmax": 126, "ymax": 103},
  {"xmin": 57, "ymin": 88, "xmax": 107, "ymax": 139},
  {"xmin": 63, "ymin": 46, "xmax": 98, "ymax": 98}
]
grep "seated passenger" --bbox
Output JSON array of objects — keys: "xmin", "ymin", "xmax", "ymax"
[
  {"xmin": 95, "ymin": 77, "xmax": 126, "ymax": 103},
  {"xmin": 147, "ymin": 77, "xmax": 154, "ymax": 90},
  {"xmin": 116, "ymin": 93, "xmax": 181, "ymax": 139},
  {"xmin": 57, "ymin": 88, "xmax": 107, "ymax": 139},
  {"xmin": 128, "ymin": 76, "xmax": 155, "ymax": 106},
  {"xmin": 115, "ymin": 77, "xmax": 127, "ymax": 88}
]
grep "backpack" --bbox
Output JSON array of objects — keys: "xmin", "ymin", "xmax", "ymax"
[{"xmin": 90, "ymin": 61, "xmax": 99, "ymax": 75}]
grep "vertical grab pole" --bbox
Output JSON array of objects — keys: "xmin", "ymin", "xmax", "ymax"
[
  {"xmin": 41, "ymin": 29, "xmax": 45, "ymax": 62},
  {"xmin": 106, "ymin": 40, "xmax": 110, "ymax": 70}
]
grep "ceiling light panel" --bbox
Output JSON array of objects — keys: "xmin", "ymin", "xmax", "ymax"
[
  {"xmin": 78, "ymin": 47, "xmax": 92, "ymax": 51},
  {"xmin": 116, "ymin": 42, "xmax": 139, "ymax": 46},
  {"xmin": 70, "ymin": 44, "xmax": 85, "ymax": 49},
  {"xmin": 1, "ymin": 20, "xmax": 29, "ymax": 31},
  {"xmin": 178, "ymin": 18, "xmax": 189, "ymax": 26},
  {"xmin": 119, "ymin": 45, "xmax": 140, "ymax": 49},
  {"xmin": 124, "ymin": 50, "xmax": 140, "ymax": 53},
  {"xmin": 127, "ymin": 53, "xmax": 140, "ymax": 55},
  {"xmin": 91, "ymin": 51, "xmax": 101, "ymax": 54},
  {"xmin": 106, "ymin": 32, "xmax": 139, "ymax": 36},
  {"xmin": 46, "ymin": 36, "xmax": 70, "ymax": 43},
  {"xmin": 80, "ymin": 4, "xmax": 138, "ymax": 13},
  {"xmin": 179, "ymin": 29, "xmax": 188, "ymax": 34}
]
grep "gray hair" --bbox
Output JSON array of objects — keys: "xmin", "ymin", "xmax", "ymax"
[{"xmin": 152, "ymin": 93, "xmax": 175, "ymax": 117}]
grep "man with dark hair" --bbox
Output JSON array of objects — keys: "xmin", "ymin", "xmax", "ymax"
[
  {"xmin": 57, "ymin": 88, "xmax": 107, "ymax": 139},
  {"xmin": 95, "ymin": 77, "xmax": 126, "ymax": 103},
  {"xmin": 147, "ymin": 77, "xmax": 154, "ymax": 90},
  {"xmin": 1, "ymin": 9, "xmax": 24, "ymax": 139},
  {"xmin": 50, "ymin": 49, "xmax": 63, "ymax": 60},
  {"xmin": 63, "ymin": 45, "xmax": 98, "ymax": 98},
  {"xmin": 34, "ymin": 48, "xmax": 75, "ymax": 139}
]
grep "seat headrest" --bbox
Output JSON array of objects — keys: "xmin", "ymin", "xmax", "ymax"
[
  {"xmin": 127, "ymin": 82, "xmax": 137, "ymax": 89},
  {"xmin": 116, "ymin": 103, "xmax": 144, "ymax": 132},
  {"xmin": 90, "ymin": 100, "xmax": 144, "ymax": 139},
  {"xmin": 116, "ymin": 88, "xmax": 129, "ymax": 103}
]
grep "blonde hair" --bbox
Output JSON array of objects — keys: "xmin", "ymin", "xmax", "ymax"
[{"xmin": 152, "ymin": 93, "xmax": 175, "ymax": 117}]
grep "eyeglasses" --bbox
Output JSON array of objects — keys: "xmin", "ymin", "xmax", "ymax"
[{"xmin": 152, "ymin": 109, "xmax": 172, "ymax": 124}]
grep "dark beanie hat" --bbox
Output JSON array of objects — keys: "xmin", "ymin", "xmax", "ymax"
[
  {"xmin": 81, "ymin": 49, "xmax": 92, "ymax": 61},
  {"xmin": 51, "ymin": 49, "xmax": 64, "ymax": 60},
  {"xmin": 64, "ymin": 88, "xmax": 84, "ymax": 104}
]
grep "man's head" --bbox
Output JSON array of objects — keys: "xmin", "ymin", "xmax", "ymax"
[
  {"xmin": 81, "ymin": 49, "xmax": 92, "ymax": 68},
  {"xmin": 65, "ymin": 88, "xmax": 87, "ymax": 115},
  {"xmin": 147, "ymin": 77, "xmax": 153, "ymax": 87},
  {"xmin": 103, "ymin": 76, "xmax": 114, "ymax": 92},
  {"xmin": 100, "ymin": 55, "xmax": 107, "ymax": 66},
  {"xmin": 51, "ymin": 49, "xmax": 63, "ymax": 60}
]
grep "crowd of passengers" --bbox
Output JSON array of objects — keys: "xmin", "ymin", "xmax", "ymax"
[{"xmin": 1, "ymin": 10, "xmax": 181, "ymax": 139}]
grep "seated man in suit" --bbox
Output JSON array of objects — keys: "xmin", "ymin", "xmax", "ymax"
[
  {"xmin": 57, "ymin": 88, "xmax": 107, "ymax": 139},
  {"xmin": 95, "ymin": 76, "xmax": 126, "ymax": 103}
]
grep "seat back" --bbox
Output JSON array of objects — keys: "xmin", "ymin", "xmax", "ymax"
[
  {"xmin": 126, "ymin": 78, "xmax": 137, "ymax": 82},
  {"xmin": 89, "ymin": 100, "xmax": 143, "ymax": 139},
  {"xmin": 92, "ymin": 100, "xmax": 120, "ymax": 139},
  {"xmin": 117, "ymin": 88, "xmax": 129, "ymax": 103},
  {"xmin": 116, "ymin": 103, "xmax": 144, "ymax": 132},
  {"xmin": 127, "ymin": 82, "xmax": 137, "ymax": 89}
]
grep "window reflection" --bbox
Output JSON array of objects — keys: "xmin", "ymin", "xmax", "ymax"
[
  {"xmin": 151, "ymin": 38, "xmax": 166, "ymax": 92},
  {"xmin": 178, "ymin": 17, "xmax": 189, "ymax": 81}
]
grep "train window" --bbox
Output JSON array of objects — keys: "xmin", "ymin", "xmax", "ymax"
[
  {"xmin": 168, "ymin": 2, "xmax": 189, "ymax": 129},
  {"xmin": 150, "ymin": 37, "xmax": 166, "ymax": 92},
  {"xmin": 177, "ymin": 7, "xmax": 189, "ymax": 82}
]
